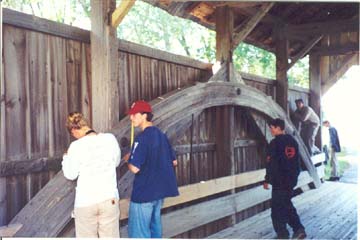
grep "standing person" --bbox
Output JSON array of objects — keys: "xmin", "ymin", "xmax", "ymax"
[
  {"xmin": 125, "ymin": 100, "xmax": 179, "ymax": 238},
  {"xmin": 293, "ymin": 98, "xmax": 320, "ymax": 155},
  {"xmin": 263, "ymin": 118, "xmax": 307, "ymax": 239},
  {"xmin": 62, "ymin": 112, "xmax": 121, "ymax": 238},
  {"xmin": 323, "ymin": 120, "xmax": 341, "ymax": 181}
]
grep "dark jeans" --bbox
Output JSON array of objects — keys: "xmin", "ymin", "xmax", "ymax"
[{"xmin": 271, "ymin": 188, "xmax": 304, "ymax": 238}]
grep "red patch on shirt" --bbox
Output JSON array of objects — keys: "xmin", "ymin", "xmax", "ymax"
[
  {"xmin": 266, "ymin": 156, "xmax": 271, "ymax": 162},
  {"xmin": 285, "ymin": 146, "xmax": 296, "ymax": 159}
]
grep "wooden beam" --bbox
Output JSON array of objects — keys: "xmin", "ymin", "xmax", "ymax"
[
  {"xmin": 311, "ymin": 43, "xmax": 359, "ymax": 56},
  {"xmin": 288, "ymin": 35, "xmax": 323, "ymax": 70},
  {"xmin": 111, "ymin": 0, "xmax": 135, "ymax": 27},
  {"xmin": 2, "ymin": 8, "xmax": 90, "ymax": 43},
  {"xmin": 119, "ymin": 169, "xmax": 266, "ymax": 220},
  {"xmin": 0, "ymin": 0, "xmax": 6, "ymax": 226},
  {"xmin": 0, "ymin": 157, "xmax": 62, "ymax": 177},
  {"xmin": 275, "ymin": 24, "xmax": 289, "ymax": 113},
  {"xmin": 91, "ymin": 0, "xmax": 119, "ymax": 131},
  {"xmin": 286, "ymin": 18, "xmax": 359, "ymax": 37},
  {"xmin": 0, "ymin": 223, "xmax": 22, "ymax": 237},
  {"xmin": 232, "ymin": 2, "xmax": 274, "ymax": 51},
  {"xmin": 173, "ymin": 143, "xmax": 215, "ymax": 155},
  {"xmin": 234, "ymin": 139, "xmax": 258, "ymax": 147},
  {"xmin": 215, "ymin": 6, "xmax": 233, "ymax": 64},
  {"xmin": 118, "ymin": 39, "xmax": 212, "ymax": 70},
  {"xmin": 309, "ymin": 54, "xmax": 322, "ymax": 148},
  {"xmin": 311, "ymin": 153, "xmax": 326, "ymax": 166}
]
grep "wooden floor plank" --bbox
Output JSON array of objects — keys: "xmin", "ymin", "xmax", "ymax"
[{"xmin": 208, "ymin": 182, "xmax": 357, "ymax": 239}]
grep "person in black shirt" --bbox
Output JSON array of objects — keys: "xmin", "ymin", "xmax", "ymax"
[{"xmin": 263, "ymin": 118, "xmax": 306, "ymax": 239}]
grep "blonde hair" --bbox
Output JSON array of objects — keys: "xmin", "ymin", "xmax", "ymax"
[{"xmin": 66, "ymin": 112, "xmax": 89, "ymax": 133}]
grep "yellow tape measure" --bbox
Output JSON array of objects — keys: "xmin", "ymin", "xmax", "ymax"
[{"xmin": 130, "ymin": 122, "xmax": 134, "ymax": 147}]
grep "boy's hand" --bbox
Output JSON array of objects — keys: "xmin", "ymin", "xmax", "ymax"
[
  {"xmin": 123, "ymin": 153, "xmax": 130, "ymax": 162},
  {"xmin": 263, "ymin": 182, "xmax": 269, "ymax": 190}
]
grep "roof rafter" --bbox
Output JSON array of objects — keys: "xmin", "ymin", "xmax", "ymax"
[{"xmin": 285, "ymin": 18, "xmax": 359, "ymax": 37}]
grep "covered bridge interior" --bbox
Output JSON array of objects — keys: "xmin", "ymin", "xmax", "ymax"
[{"xmin": 0, "ymin": 0, "xmax": 359, "ymax": 238}]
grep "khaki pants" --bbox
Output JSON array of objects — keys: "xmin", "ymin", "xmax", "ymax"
[
  {"xmin": 74, "ymin": 198, "xmax": 120, "ymax": 238},
  {"xmin": 330, "ymin": 147, "xmax": 339, "ymax": 177}
]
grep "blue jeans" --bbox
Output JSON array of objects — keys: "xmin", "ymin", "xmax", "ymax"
[{"xmin": 128, "ymin": 199, "xmax": 164, "ymax": 238}]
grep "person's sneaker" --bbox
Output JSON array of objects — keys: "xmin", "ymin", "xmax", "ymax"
[{"xmin": 292, "ymin": 228, "xmax": 307, "ymax": 239}]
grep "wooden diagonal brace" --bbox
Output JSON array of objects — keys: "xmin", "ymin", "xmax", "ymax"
[
  {"xmin": 111, "ymin": 0, "xmax": 135, "ymax": 27},
  {"xmin": 232, "ymin": 2, "xmax": 274, "ymax": 51}
]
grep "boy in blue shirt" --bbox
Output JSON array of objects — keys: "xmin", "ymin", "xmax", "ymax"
[{"xmin": 125, "ymin": 100, "xmax": 179, "ymax": 238}]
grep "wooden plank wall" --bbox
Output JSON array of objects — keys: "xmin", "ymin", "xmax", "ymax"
[
  {"xmin": 1, "ymin": 25, "xmax": 90, "ymax": 223},
  {"xmin": 1, "ymin": 10, "xmax": 310, "ymax": 237}
]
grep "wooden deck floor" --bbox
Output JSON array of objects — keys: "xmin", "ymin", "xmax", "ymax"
[{"xmin": 208, "ymin": 181, "xmax": 357, "ymax": 239}]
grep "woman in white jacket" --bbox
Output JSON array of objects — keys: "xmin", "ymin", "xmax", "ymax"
[{"xmin": 62, "ymin": 112, "xmax": 121, "ymax": 237}]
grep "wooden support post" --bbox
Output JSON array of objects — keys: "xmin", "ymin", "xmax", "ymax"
[
  {"xmin": 275, "ymin": 24, "xmax": 289, "ymax": 113},
  {"xmin": 0, "ymin": 0, "xmax": 7, "ymax": 226},
  {"xmin": 90, "ymin": 0, "xmax": 119, "ymax": 132},
  {"xmin": 215, "ymin": 6, "xmax": 233, "ymax": 65},
  {"xmin": 309, "ymin": 54, "xmax": 322, "ymax": 148},
  {"xmin": 214, "ymin": 6, "xmax": 236, "ymax": 226}
]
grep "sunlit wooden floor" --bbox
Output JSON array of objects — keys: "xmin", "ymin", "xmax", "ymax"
[{"xmin": 208, "ymin": 181, "xmax": 357, "ymax": 239}]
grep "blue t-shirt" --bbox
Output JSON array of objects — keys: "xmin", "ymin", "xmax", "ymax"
[{"xmin": 129, "ymin": 126, "xmax": 179, "ymax": 203}]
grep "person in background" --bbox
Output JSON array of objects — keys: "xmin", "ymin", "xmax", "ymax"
[
  {"xmin": 323, "ymin": 120, "xmax": 341, "ymax": 181},
  {"xmin": 263, "ymin": 118, "xmax": 307, "ymax": 239},
  {"xmin": 293, "ymin": 98, "xmax": 321, "ymax": 155},
  {"xmin": 124, "ymin": 100, "xmax": 179, "ymax": 238},
  {"xmin": 62, "ymin": 112, "xmax": 121, "ymax": 238}
]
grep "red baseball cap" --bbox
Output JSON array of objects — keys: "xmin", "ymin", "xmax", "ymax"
[{"xmin": 127, "ymin": 100, "xmax": 152, "ymax": 115}]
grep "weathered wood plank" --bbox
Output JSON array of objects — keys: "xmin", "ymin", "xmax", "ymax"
[
  {"xmin": 174, "ymin": 143, "xmax": 215, "ymax": 155},
  {"xmin": 118, "ymin": 39, "xmax": 212, "ymax": 70},
  {"xmin": 118, "ymin": 169, "xmax": 266, "ymax": 220},
  {"xmin": 10, "ymin": 171, "xmax": 75, "ymax": 237},
  {"xmin": 286, "ymin": 18, "xmax": 359, "ymax": 37},
  {"xmin": 311, "ymin": 153, "xmax": 325, "ymax": 166},
  {"xmin": 0, "ymin": 157, "xmax": 62, "ymax": 177},
  {"xmin": 234, "ymin": 139, "xmax": 258, "ymax": 148},
  {"xmin": 0, "ymin": 1, "xmax": 7, "ymax": 225},
  {"xmin": 3, "ymin": 8, "xmax": 90, "ymax": 43},
  {"xmin": 3, "ymin": 26, "xmax": 27, "ymax": 161},
  {"xmin": 0, "ymin": 223, "xmax": 22, "ymax": 237},
  {"xmin": 311, "ymin": 42, "xmax": 359, "ymax": 56}
]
